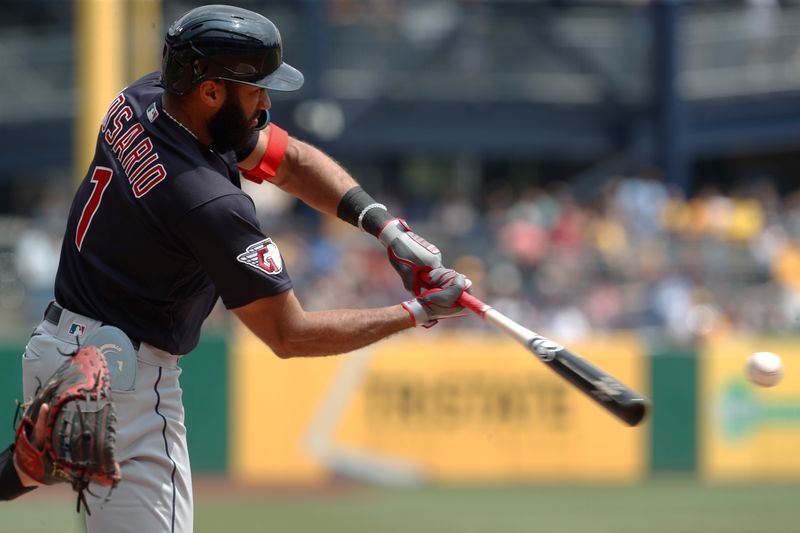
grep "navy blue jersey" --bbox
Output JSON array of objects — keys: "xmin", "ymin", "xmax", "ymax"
[{"xmin": 55, "ymin": 72, "xmax": 292, "ymax": 354}]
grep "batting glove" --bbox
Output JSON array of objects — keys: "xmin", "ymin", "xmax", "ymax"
[
  {"xmin": 379, "ymin": 219, "xmax": 443, "ymax": 295},
  {"xmin": 402, "ymin": 267, "xmax": 471, "ymax": 328}
]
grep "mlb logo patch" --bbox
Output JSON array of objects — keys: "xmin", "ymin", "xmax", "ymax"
[
  {"xmin": 68, "ymin": 323, "xmax": 86, "ymax": 337},
  {"xmin": 237, "ymin": 238, "xmax": 283, "ymax": 275},
  {"xmin": 146, "ymin": 102, "xmax": 159, "ymax": 123}
]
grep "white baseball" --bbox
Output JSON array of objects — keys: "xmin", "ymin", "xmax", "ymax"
[{"xmin": 745, "ymin": 351, "xmax": 784, "ymax": 387}]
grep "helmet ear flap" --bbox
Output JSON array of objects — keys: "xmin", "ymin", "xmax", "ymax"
[
  {"xmin": 171, "ymin": 59, "xmax": 194, "ymax": 96},
  {"xmin": 190, "ymin": 58, "xmax": 208, "ymax": 87},
  {"xmin": 162, "ymin": 47, "xmax": 212, "ymax": 96},
  {"xmin": 161, "ymin": 46, "xmax": 193, "ymax": 95}
]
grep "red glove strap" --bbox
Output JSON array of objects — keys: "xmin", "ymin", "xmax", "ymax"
[
  {"xmin": 241, "ymin": 123, "xmax": 289, "ymax": 184},
  {"xmin": 13, "ymin": 419, "xmax": 46, "ymax": 481}
]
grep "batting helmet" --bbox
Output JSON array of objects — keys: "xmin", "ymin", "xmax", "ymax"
[{"xmin": 160, "ymin": 4, "xmax": 304, "ymax": 95}]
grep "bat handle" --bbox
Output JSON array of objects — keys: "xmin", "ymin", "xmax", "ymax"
[
  {"xmin": 418, "ymin": 271, "xmax": 491, "ymax": 317},
  {"xmin": 458, "ymin": 291, "xmax": 491, "ymax": 317}
]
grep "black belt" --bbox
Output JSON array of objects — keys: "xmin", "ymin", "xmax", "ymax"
[
  {"xmin": 43, "ymin": 301, "xmax": 63, "ymax": 326},
  {"xmin": 44, "ymin": 302, "xmax": 140, "ymax": 350}
]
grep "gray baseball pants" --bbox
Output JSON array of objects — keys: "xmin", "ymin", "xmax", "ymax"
[{"xmin": 22, "ymin": 303, "xmax": 194, "ymax": 532}]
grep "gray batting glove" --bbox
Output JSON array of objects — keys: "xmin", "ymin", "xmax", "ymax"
[
  {"xmin": 401, "ymin": 267, "xmax": 471, "ymax": 328},
  {"xmin": 379, "ymin": 219, "xmax": 443, "ymax": 295}
]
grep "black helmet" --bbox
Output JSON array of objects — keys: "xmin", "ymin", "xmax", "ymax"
[{"xmin": 160, "ymin": 4, "xmax": 304, "ymax": 95}]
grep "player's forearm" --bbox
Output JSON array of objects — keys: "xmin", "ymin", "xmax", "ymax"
[
  {"xmin": 273, "ymin": 137, "xmax": 357, "ymax": 217},
  {"xmin": 271, "ymin": 305, "xmax": 413, "ymax": 359}
]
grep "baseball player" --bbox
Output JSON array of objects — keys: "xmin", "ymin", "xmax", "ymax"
[{"xmin": 21, "ymin": 5, "xmax": 468, "ymax": 533}]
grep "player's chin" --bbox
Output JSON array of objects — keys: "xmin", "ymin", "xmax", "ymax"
[
  {"xmin": 231, "ymin": 124, "xmax": 256, "ymax": 148},
  {"xmin": 212, "ymin": 133, "xmax": 252, "ymax": 154}
]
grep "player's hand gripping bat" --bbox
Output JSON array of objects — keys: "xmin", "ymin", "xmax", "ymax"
[{"xmin": 421, "ymin": 273, "xmax": 650, "ymax": 426}]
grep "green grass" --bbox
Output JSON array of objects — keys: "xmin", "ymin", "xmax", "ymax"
[
  {"xmin": 4, "ymin": 475, "xmax": 800, "ymax": 533},
  {"xmin": 194, "ymin": 477, "xmax": 800, "ymax": 533},
  {"xmin": 0, "ymin": 502, "xmax": 85, "ymax": 533}
]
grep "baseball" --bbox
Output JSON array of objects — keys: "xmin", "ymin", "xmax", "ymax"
[{"xmin": 745, "ymin": 351, "xmax": 784, "ymax": 387}]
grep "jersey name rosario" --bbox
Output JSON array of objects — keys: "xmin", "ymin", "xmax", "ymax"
[
  {"xmin": 53, "ymin": 72, "xmax": 292, "ymax": 355},
  {"xmin": 100, "ymin": 92, "xmax": 167, "ymax": 198}
]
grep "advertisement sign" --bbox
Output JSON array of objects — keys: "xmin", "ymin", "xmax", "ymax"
[
  {"xmin": 231, "ymin": 329, "xmax": 648, "ymax": 484},
  {"xmin": 700, "ymin": 337, "xmax": 800, "ymax": 481}
]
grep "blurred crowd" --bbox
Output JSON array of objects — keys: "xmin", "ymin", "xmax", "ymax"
[
  {"xmin": 250, "ymin": 168, "xmax": 799, "ymax": 347},
  {"xmin": 2, "ymin": 1, "xmax": 800, "ymax": 349},
  {"xmin": 2, "ymin": 168, "xmax": 800, "ymax": 347}
]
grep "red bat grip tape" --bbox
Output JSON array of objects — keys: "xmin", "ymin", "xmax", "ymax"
[
  {"xmin": 458, "ymin": 292, "xmax": 490, "ymax": 317},
  {"xmin": 418, "ymin": 272, "xmax": 488, "ymax": 317}
]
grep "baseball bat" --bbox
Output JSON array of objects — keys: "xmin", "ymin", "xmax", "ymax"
[{"xmin": 431, "ymin": 278, "xmax": 650, "ymax": 426}]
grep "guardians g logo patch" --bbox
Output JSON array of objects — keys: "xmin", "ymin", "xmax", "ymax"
[{"xmin": 236, "ymin": 238, "xmax": 283, "ymax": 275}]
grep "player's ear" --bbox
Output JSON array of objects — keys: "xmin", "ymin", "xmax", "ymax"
[{"xmin": 197, "ymin": 80, "xmax": 225, "ymax": 109}]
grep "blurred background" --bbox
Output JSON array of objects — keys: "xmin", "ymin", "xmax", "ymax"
[{"xmin": 2, "ymin": 1, "xmax": 800, "ymax": 532}]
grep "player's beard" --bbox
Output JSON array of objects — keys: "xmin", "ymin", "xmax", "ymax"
[{"xmin": 208, "ymin": 92, "xmax": 256, "ymax": 153}]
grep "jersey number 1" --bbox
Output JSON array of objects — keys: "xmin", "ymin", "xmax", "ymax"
[{"xmin": 75, "ymin": 166, "xmax": 113, "ymax": 251}]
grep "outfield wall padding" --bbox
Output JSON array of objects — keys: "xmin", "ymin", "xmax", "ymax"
[{"xmin": 650, "ymin": 346, "xmax": 697, "ymax": 471}]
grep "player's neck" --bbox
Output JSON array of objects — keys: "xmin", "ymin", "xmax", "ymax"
[{"xmin": 161, "ymin": 94, "xmax": 212, "ymax": 146}]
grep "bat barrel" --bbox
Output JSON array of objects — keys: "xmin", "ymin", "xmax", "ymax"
[{"xmin": 548, "ymin": 350, "xmax": 650, "ymax": 427}]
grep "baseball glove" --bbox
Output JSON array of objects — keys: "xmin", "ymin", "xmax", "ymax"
[{"xmin": 14, "ymin": 345, "xmax": 121, "ymax": 513}]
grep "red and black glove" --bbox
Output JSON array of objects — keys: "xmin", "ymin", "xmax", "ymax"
[{"xmin": 14, "ymin": 345, "xmax": 121, "ymax": 513}]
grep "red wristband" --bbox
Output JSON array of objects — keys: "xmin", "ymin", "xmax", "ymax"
[{"xmin": 241, "ymin": 124, "xmax": 289, "ymax": 184}]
